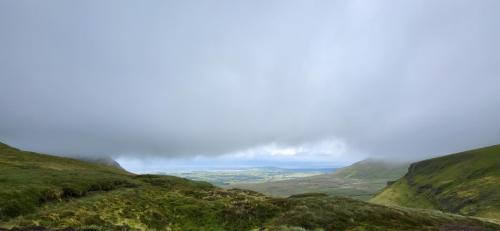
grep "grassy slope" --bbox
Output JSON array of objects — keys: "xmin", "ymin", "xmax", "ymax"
[
  {"xmin": 229, "ymin": 159, "xmax": 408, "ymax": 200},
  {"xmin": 1, "ymin": 142, "xmax": 499, "ymax": 230},
  {"xmin": 331, "ymin": 159, "xmax": 408, "ymax": 180},
  {"xmin": 0, "ymin": 142, "xmax": 136, "ymax": 219},
  {"xmin": 371, "ymin": 145, "xmax": 500, "ymax": 220}
]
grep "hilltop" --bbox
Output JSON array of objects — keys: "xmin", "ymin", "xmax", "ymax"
[
  {"xmin": 1, "ymin": 142, "xmax": 499, "ymax": 230},
  {"xmin": 229, "ymin": 159, "xmax": 408, "ymax": 200},
  {"xmin": 76, "ymin": 156, "xmax": 126, "ymax": 171},
  {"xmin": 371, "ymin": 145, "xmax": 500, "ymax": 221}
]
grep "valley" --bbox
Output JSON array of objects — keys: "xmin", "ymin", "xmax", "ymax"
[
  {"xmin": 2, "ymin": 142, "xmax": 500, "ymax": 230},
  {"xmin": 160, "ymin": 167, "xmax": 336, "ymax": 186},
  {"xmin": 229, "ymin": 159, "xmax": 408, "ymax": 200}
]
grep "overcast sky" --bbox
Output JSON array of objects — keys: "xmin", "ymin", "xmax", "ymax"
[{"xmin": 1, "ymin": 1, "xmax": 500, "ymax": 171}]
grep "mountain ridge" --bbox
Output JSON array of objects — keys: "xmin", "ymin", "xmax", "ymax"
[{"xmin": 371, "ymin": 144, "xmax": 500, "ymax": 221}]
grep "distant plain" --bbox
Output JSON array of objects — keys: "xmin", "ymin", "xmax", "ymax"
[{"xmin": 158, "ymin": 167, "xmax": 337, "ymax": 186}]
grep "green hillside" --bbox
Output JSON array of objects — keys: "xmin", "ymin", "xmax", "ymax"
[
  {"xmin": 332, "ymin": 159, "xmax": 408, "ymax": 180},
  {"xmin": 229, "ymin": 159, "xmax": 408, "ymax": 200},
  {"xmin": 371, "ymin": 145, "xmax": 500, "ymax": 221},
  {"xmin": 0, "ymin": 142, "xmax": 136, "ymax": 219},
  {"xmin": 1, "ymin": 142, "xmax": 499, "ymax": 230}
]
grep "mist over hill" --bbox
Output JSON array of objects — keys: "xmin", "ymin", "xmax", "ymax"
[
  {"xmin": 1, "ymin": 1, "xmax": 500, "ymax": 230},
  {"xmin": 1, "ymin": 1, "xmax": 500, "ymax": 166}
]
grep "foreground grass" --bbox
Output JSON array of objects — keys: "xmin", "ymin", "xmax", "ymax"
[
  {"xmin": 1, "ymin": 142, "xmax": 500, "ymax": 230},
  {"xmin": 4, "ymin": 176, "xmax": 278, "ymax": 231},
  {"xmin": 5, "ymin": 188, "xmax": 500, "ymax": 231},
  {"xmin": 267, "ymin": 195, "xmax": 500, "ymax": 231}
]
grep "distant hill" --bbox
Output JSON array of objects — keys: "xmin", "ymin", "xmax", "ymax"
[
  {"xmin": 1, "ymin": 141, "xmax": 499, "ymax": 230},
  {"xmin": 332, "ymin": 158, "xmax": 409, "ymax": 180},
  {"xmin": 229, "ymin": 159, "xmax": 409, "ymax": 200},
  {"xmin": 76, "ymin": 156, "xmax": 125, "ymax": 170},
  {"xmin": 371, "ymin": 145, "xmax": 500, "ymax": 221}
]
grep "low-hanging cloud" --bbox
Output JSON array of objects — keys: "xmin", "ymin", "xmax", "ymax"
[{"xmin": 1, "ymin": 0, "xmax": 500, "ymax": 161}]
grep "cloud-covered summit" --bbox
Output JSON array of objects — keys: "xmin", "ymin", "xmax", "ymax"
[{"xmin": 1, "ymin": 1, "xmax": 499, "ymax": 162}]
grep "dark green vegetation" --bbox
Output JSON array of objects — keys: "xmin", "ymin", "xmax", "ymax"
[
  {"xmin": 371, "ymin": 145, "xmax": 500, "ymax": 221},
  {"xmin": 230, "ymin": 159, "xmax": 408, "ymax": 200},
  {"xmin": 0, "ymin": 142, "xmax": 134, "ymax": 219},
  {"xmin": 1, "ymin": 142, "xmax": 499, "ymax": 230}
]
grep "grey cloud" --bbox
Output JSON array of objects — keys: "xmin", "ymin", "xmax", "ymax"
[{"xmin": 1, "ymin": 0, "xmax": 499, "ymax": 160}]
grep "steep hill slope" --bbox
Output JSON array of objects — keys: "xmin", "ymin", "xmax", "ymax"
[
  {"xmin": 230, "ymin": 159, "xmax": 408, "ymax": 200},
  {"xmin": 0, "ymin": 142, "xmax": 135, "ymax": 219},
  {"xmin": 1, "ymin": 142, "xmax": 499, "ymax": 230},
  {"xmin": 371, "ymin": 145, "xmax": 500, "ymax": 220}
]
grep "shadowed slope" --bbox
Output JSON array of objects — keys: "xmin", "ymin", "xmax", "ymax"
[{"xmin": 371, "ymin": 145, "xmax": 500, "ymax": 220}]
